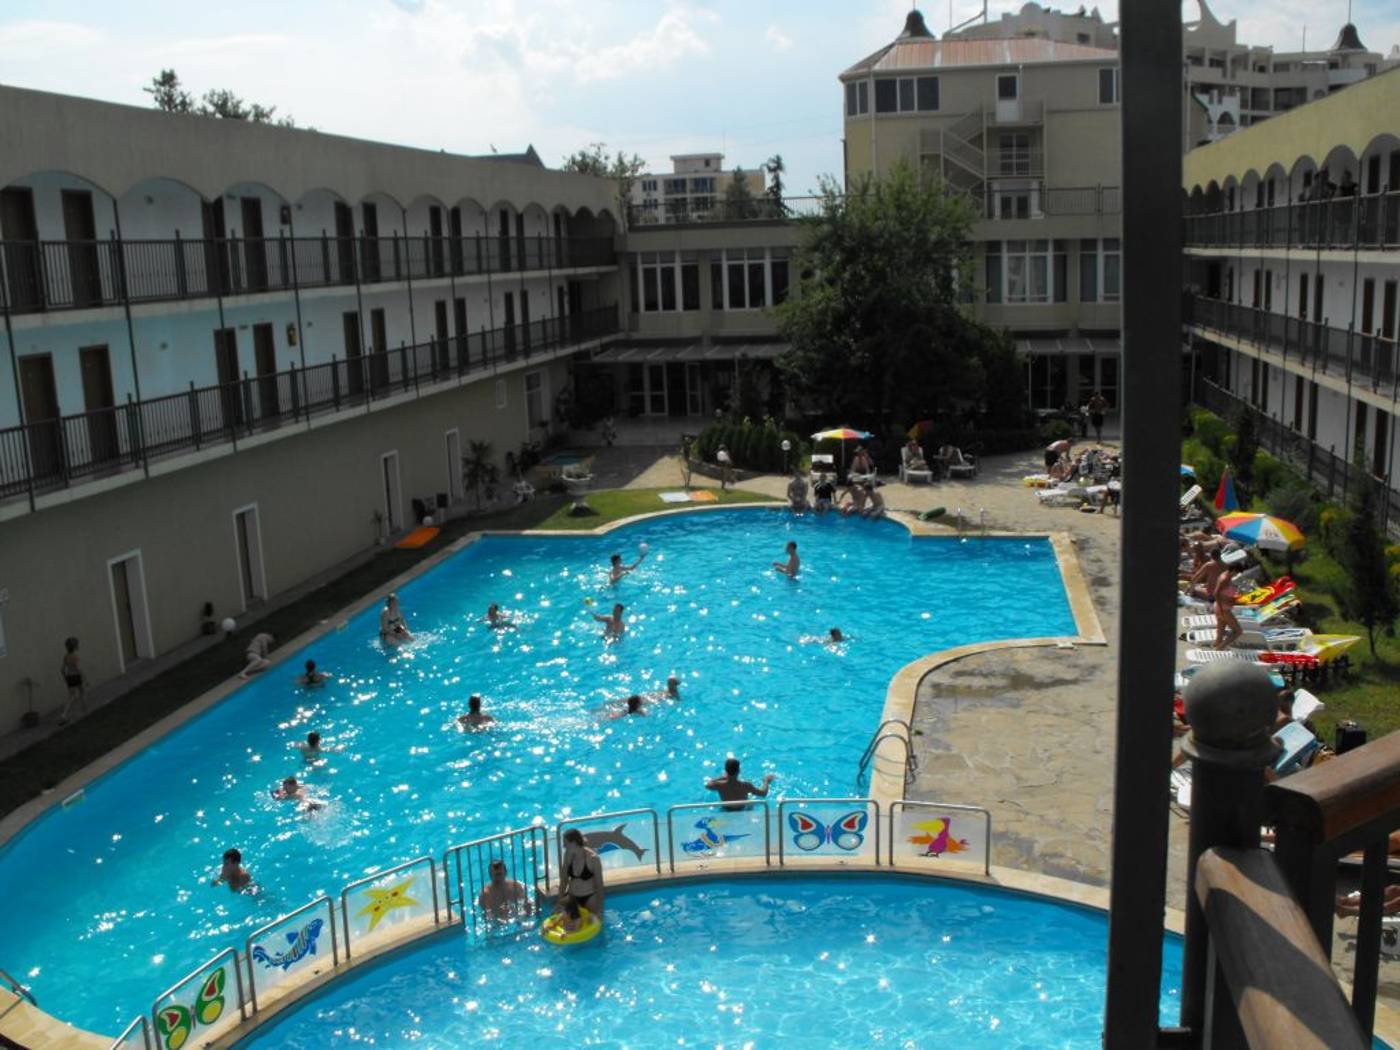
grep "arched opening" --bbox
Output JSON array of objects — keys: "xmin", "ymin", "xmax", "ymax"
[
  {"xmin": 406, "ymin": 194, "xmax": 450, "ymax": 277},
  {"xmin": 216, "ymin": 180, "xmax": 290, "ymax": 293},
  {"xmin": 357, "ymin": 191, "xmax": 403, "ymax": 283},
  {"xmin": 2, "ymin": 170, "xmax": 116, "ymax": 311},
  {"xmin": 294, "ymin": 187, "xmax": 357, "ymax": 286}
]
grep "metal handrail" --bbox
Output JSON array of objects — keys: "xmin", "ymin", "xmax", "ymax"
[
  {"xmin": 0, "ymin": 965, "xmax": 36, "ymax": 1006},
  {"xmin": 106, "ymin": 1015, "xmax": 151, "ymax": 1050},
  {"xmin": 442, "ymin": 824, "xmax": 549, "ymax": 935},
  {"xmin": 888, "ymin": 799, "xmax": 994, "ymax": 876},
  {"xmin": 338, "ymin": 855, "xmax": 439, "ymax": 960},
  {"xmin": 857, "ymin": 718, "xmax": 916, "ymax": 787},
  {"xmin": 149, "ymin": 946, "xmax": 247, "ymax": 1042}
]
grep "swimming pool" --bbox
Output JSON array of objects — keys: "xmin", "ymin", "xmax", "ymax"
[
  {"xmin": 0, "ymin": 510, "xmax": 1076, "ymax": 1032},
  {"xmin": 238, "ymin": 874, "xmax": 1182, "ymax": 1048}
]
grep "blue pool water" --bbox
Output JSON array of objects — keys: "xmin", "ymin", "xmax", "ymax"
[
  {"xmin": 241, "ymin": 874, "xmax": 1182, "ymax": 1048},
  {"xmin": 0, "ymin": 510, "xmax": 1075, "ymax": 1032}
]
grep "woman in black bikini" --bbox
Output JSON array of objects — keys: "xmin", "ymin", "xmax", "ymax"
[{"xmin": 559, "ymin": 828, "xmax": 605, "ymax": 917}]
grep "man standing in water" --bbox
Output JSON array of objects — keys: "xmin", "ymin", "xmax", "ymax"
[
  {"xmin": 594, "ymin": 603, "xmax": 627, "ymax": 639},
  {"xmin": 706, "ymin": 757, "xmax": 775, "ymax": 811},
  {"xmin": 772, "ymin": 541, "xmax": 800, "ymax": 578}
]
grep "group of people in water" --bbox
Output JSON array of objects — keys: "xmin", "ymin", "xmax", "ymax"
[{"xmin": 215, "ymin": 541, "xmax": 797, "ymax": 928}]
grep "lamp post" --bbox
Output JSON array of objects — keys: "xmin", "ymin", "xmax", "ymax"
[{"xmin": 781, "ymin": 438, "xmax": 791, "ymax": 474}]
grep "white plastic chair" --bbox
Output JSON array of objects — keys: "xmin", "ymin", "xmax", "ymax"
[{"xmin": 899, "ymin": 446, "xmax": 933, "ymax": 484}]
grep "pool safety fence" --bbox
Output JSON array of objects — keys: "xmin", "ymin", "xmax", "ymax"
[{"xmin": 106, "ymin": 796, "xmax": 991, "ymax": 1049}]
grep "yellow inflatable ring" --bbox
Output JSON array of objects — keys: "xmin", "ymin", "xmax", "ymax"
[{"xmin": 541, "ymin": 907, "xmax": 601, "ymax": 945}]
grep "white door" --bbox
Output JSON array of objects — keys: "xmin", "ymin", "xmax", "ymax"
[
  {"xmin": 381, "ymin": 451, "xmax": 403, "ymax": 534},
  {"xmin": 107, "ymin": 551, "xmax": 154, "ymax": 672},
  {"xmin": 233, "ymin": 505, "xmax": 267, "ymax": 609},
  {"xmin": 996, "ymin": 73, "xmax": 1021, "ymax": 123},
  {"xmin": 445, "ymin": 429, "xmax": 463, "ymax": 503}
]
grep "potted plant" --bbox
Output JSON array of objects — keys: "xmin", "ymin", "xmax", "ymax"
[{"xmin": 462, "ymin": 441, "xmax": 501, "ymax": 510}]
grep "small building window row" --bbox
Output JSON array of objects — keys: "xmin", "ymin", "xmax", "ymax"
[
  {"xmin": 709, "ymin": 248, "xmax": 791, "ymax": 311},
  {"xmin": 1079, "ymin": 238, "xmax": 1121, "ymax": 303},
  {"xmin": 984, "ymin": 239, "xmax": 1069, "ymax": 304},
  {"xmin": 872, "ymin": 75, "xmax": 940, "ymax": 114},
  {"xmin": 632, "ymin": 251, "xmax": 701, "ymax": 313}
]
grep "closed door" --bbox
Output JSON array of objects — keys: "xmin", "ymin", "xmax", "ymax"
[
  {"xmin": 453, "ymin": 297, "xmax": 468, "ymax": 368},
  {"xmin": 333, "ymin": 201, "xmax": 356, "ymax": 281},
  {"xmin": 362, "ymin": 202, "xmax": 381, "ymax": 281},
  {"xmin": 233, "ymin": 506, "xmax": 266, "ymax": 607},
  {"xmin": 240, "ymin": 197, "xmax": 268, "ymax": 291},
  {"xmin": 343, "ymin": 311, "xmax": 365, "ymax": 396},
  {"xmin": 214, "ymin": 328, "xmax": 242, "ymax": 427},
  {"xmin": 110, "ymin": 558, "xmax": 140, "ymax": 668},
  {"xmin": 1362, "ymin": 279, "xmax": 1376, "ymax": 334},
  {"xmin": 647, "ymin": 363, "xmax": 667, "ymax": 415},
  {"xmin": 686, "ymin": 362, "xmax": 703, "ymax": 415},
  {"xmin": 995, "ymin": 73, "xmax": 1020, "ymax": 122},
  {"xmin": 61, "ymin": 189, "xmax": 101, "ymax": 307},
  {"xmin": 520, "ymin": 289, "xmax": 531, "ymax": 349},
  {"xmin": 79, "ymin": 344, "xmax": 118, "ymax": 465},
  {"xmin": 515, "ymin": 212, "xmax": 527, "ymax": 268},
  {"xmin": 1313, "ymin": 276, "xmax": 1324, "ymax": 325},
  {"xmin": 503, "ymin": 293, "xmax": 516, "ymax": 353},
  {"xmin": 1374, "ymin": 411, "xmax": 1390, "ymax": 477},
  {"xmin": 253, "ymin": 322, "xmax": 279, "ymax": 419},
  {"xmin": 381, "ymin": 452, "xmax": 403, "ymax": 533},
  {"xmin": 498, "ymin": 209, "xmax": 511, "ymax": 270},
  {"xmin": 434, "ymin": 299, "xmax": 449, "ymax": 371},
  {"xmin": 445, "ymin": 430, "xmax": 463, "ymax": 502},
  {"xmin": 556, "ymin": 286, "xmax": 567, "ymax": 341},
  {"xmin": 371, "ymin": 308, "xmax": 388, "ymax": 388},
  {"xmin": 449, "ymin": 207, "xmax": 463, "ymax": 274},
  {"xmin": 665, "ymin": 361, "xmax": 686, "ymax": 417},
  {"xmin": 19, "ymin": 354, "xmax": 63, "ymax": 480},
  {"xmin": 202, "ymin": 198, "xmax": 230, "ymax": 294},
  {"xmin": 1355, "ymin": 402, "xmax": 1369, "ymax": 459},
  {"xmin": 429, "ymin": 206, "xmax": 444, "ymax": 276},
  {"xmin": 0, "ymin": 186, "xmax": 42, "ymax": 310}
]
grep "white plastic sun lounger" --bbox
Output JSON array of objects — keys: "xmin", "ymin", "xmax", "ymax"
[
  {"xmin": 1185, "ymin": 648, "xmax": 1270, "ymax": 665},
  {"xmin": 1291, "ymin": 688, "xmax": 1325, "ymax": 722},
  {"xmin": 1181, "ymin": 627, "xmax": 1310, "ymax": 649},
  {"xmin": 1179, "ymin": 484, "xmax": 1202, "ymax": 510},
  {"xmin": 1179, "ymin": 604, "xmax": 1297, "ymax": 631}
]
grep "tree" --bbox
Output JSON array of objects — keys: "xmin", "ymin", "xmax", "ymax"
[
  {"xmin": 561, "ymin": 143, "xmax": 646, "ymax": 225},
  {"xmin": 144, "ymin": 69, "xmax": 295, "ymax": 126},
  {"xmin": 1226, "ymin": 404, "xmax": 1258, "ymax": 498},
  {"xmin": 461, "ymin": 441, "xmax": 500, "ymax": 510},
  {"xmin": 1340, "ymin": 463, "xmax": 1399, "ymax": 654},
  {"xmin": 721, "ymin": 167, "xmax": 760, "ymax": 221},
  {"xmin": 764, "ymin": 154, "xmax": 786, "ymax": 215},
  {"xmin": 774, "ymin": 161, "xmax": 1012, "ymax": 436},
  {"xmin": 144, "ymin": 69, "xmax": 193, "ymax": 113}
]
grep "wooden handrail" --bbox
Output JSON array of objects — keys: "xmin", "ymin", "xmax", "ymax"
[
  {"xmin": 1196, "ymin": 847, "xmax": 1366, "ymax": 1049},
  {"xmin": 1265, "ymin": 731, "xmax": 1400, "ymax": 846}
]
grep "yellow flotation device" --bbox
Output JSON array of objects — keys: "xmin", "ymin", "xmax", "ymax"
[{"xmin": 541, "ymin": 907, "xmax": 601, "ymax": 945}]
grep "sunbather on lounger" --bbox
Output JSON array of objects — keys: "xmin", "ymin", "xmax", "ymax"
[{"xmin": 1212, "ymin": 569, "xmax": 1243, "ymax": 649}]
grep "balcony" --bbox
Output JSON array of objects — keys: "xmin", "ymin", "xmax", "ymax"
[
  {"xmin": 626, "ymin": 196, "xmax": 824, "ymax": 227},
  {"xmin": 0, "ymin": 305, "xmax": 620, "ymax": 508},
  {"xmin": 0, "ymin": 234, "xmax": 617, "ymax": 316},
  {"xmin": 1186, "ymin": 293, "xmax": 1398, "ymax": 399},
  {"xmin": 1184, "ymin": 190, "xmax": 1400, "ymax": 251}
]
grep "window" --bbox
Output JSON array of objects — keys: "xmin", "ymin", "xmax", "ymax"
[
  {"xmin": 524, "ymin": 370, "xmax": 547, "ymax": 429},
  {"xmin": 846, "ymin": 81, "xmax": 859, "ymax": 116},
  {"xmin": 642, "ymin": 179, "xmax": 658, "ymax": 192},
  {"xmin": 985, "ymin": 240, "xmax": 1057, "ymax": 304},
  {"xmin": 898, "ymin": 78, "xmax": 915, "ymax": 112},
  {"xmin": 637, "ymin": 251, "xmax": 699, "ymax": 313},
  {"xmin": 772, "ymin": 255, "xmax": 790, "ymax": 304},
  {"xmin": 1098, "ymin": 68, "xmax": 1119, "ymax": 104},
  {"xmin": 664, "ymin": 179, "xmax": 687, "ymax": 195},
  {"xmin": 1053, "ymin": 240, "xmax": 1068, "ymax": 303},
  {"xmin": 997, "ymin": 73, "xmax": 1019, "ymax": 100},
  {"xmin": 985, "ymin": 242, "xmax": 1003, "ymax": 303},
  {"xmin": 857, "ymin": 80, "xmax": 868, "ymax": 114},
  {"xmin": 710, "ymin": 249, "xmax": 786, "ymax": 310},
  {"xmin": 875, "ymin": 78, "xmax": 898, "ymax": 113},
  {"xmin": 998, "ymin": 132, "xmax": 1031, "ymax": 176},
  {"xmin": 682, "ymin": 255, "xmax": 700, "ymax": 310},
  {"xmin": 1078, "ymin": 239, "xmax": 1120, "ymax": 302},
  {"xmin": 691, "ymin": 177, "xmax": 715, "ymax": 193},
  {"xmin": 495, "ymin": 378, "xmax": 507, "ymax": 409},
  {"xmin": 916, "ymin": 76, "xmax": 939, "ymax": 111}
]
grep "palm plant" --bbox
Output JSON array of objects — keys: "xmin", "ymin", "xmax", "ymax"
[{"xmin": 461, "ymin": 440, "xmax": 500, "ymax": 510}]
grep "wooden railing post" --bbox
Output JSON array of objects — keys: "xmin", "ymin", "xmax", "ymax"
[{"xmin": 1177, "ymin": 661, "xmax": 1281, "ymax": 1042}]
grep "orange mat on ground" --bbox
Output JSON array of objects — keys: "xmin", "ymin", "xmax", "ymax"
[
  {"xmin": 395, "ymin": 526, "xmax": 441, "ymax": 549},
  {"xmin": 690, "ymin": 490, "xmax": 719, "ymax": 503}
]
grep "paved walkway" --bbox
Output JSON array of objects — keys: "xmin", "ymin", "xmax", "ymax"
[{"xmin": 625, "ymin": 446, "xmax": 1191, "ymax": 909}]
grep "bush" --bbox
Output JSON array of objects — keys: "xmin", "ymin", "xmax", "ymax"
[
  {"xmin": 694, "ymin": 418, "xmax": 805, "ymax": 473},
  {"xmin": 1041, "ymin": 419, "xmax": 1073, "ymax": 442},
  {"xmin": 1318, "ymin": 505, "xmax": 1355, "ymax": 560},
  {"xmin": 1182, "ymin": 438, "xmax": 1223, "ymax": 497},
  {"xmin": 1193, "ymin": 414, "xmax": 1229, "ymax": 456},
  {"xmin": 1266, "ymin": 483, "xmax": 1318, "ymax": 533}
]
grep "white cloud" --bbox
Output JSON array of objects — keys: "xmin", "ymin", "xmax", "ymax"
[
  {"xmin": 0, "ymin": 19, "xmax": 103, "ymax": 51},
  {"xmin": 765, "ymin": 25, "xmax": 794, "ymax": 52}
]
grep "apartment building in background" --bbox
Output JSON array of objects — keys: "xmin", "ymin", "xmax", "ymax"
[
  {"xmin": 841, "ymin": 8, "xmax": 1124, "ymax": 413},
  {"xmin": 0, "ymin": 83, "xmax": 623, "ymax": 721},
  {"xmin": 629, "ymin": 153, "xmax": 767, "ymax": 225},
  {"xmin": 1182, "ymin": 68, "xmax": 1400, "ymax": 526}
]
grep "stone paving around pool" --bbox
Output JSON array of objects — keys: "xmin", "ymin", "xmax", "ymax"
[{"xmin": 622, "ymin": 445, "xmax": 1190, "ymax": 912}]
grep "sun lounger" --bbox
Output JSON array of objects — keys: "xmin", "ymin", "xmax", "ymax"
[
  {"xmin": 945, "ymin": 447, "xmax": 978, "ymax": 479},
  {"xmin": 899, "ymin": 446, "xmax": 933, "ymax": 484},
  {"xmin": 1179, "ymin": 485, "xmax": 1203, "ymax": 511},
  {"xmin": 1291, "ymin": 688, "xmax": 1325, "ymax": 722},
  {"xmin": 1185, "ymin": 648, "xmax": 1270, "ymax": 665},
  {"xmin": 1180, "ymin": 627, "xmax": 1310, "ymax": 649},
  {"xmin": 1273, "ymin": 721, "xmax": 1321, "ymax": 776},
  {"xmin": 1171, "ymin": 768, "xmax": 1193, "ymax": 808},
  {"xmin": 809, "ymin": 454, "xmax": 836, "ymax": 485}
]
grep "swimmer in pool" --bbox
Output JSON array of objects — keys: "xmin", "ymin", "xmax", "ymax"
[
  {"xmin": 273, "ymin": 775, "xmax": 309, "ymax": 802},
  {"xmin": 296, "ymin": 731, "xmax": 323, "ymax": 759},
  {"xmin": 458, "ymin": 694, "xmax": 496, "ymax": 729},
  {"xmin": 211, "ymin": 848, "xmax": 252, "ymax": 892},
  {"xmin": 609, "ymin": 550, "xmax": 647, "ymax": 584},
  {"xmin": 772, "ymin": 541, "xmax": 800, "ymax": 578},
  {"xmin": 609, "ymin": 694, "xmax": 646, "ymax": 718},
  {"xmin": 297, "ymin": 659, "xmax": 329, "ymax": 687},
  {"xmin": 593, "ymin": 603, "xmax": 626, "ymax": 639},
  {"xmin": 379, "ymin": 593, "xmax": 413, "ymax": 646},
  {"xmin": 486, "ymin": 603, "xmax": 512, "ymax": 629},
  {"xmin": 650, "ymin": 675, "xmax": 681, "ymax": 702}
]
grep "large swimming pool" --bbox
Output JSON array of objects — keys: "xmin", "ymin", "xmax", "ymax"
[
  {"xmin": 0, "ymin": 510, "xmax": 1076, "ymax": 1032},
  {"xmin": 240, "ymin": 874, "xmax": 1180, "ymax": 1048}
]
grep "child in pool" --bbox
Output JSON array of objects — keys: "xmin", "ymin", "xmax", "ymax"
[{"xmin": 546, "ymin": 896, "xmax": 585, "ymax": 935}]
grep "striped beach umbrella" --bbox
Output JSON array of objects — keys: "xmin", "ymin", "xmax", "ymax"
[{"xmin": 1215, "ymin": 512, "xmax": 1306, "ymax": 552}]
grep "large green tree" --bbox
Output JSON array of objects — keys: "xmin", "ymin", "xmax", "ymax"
[
  {"xmin": 144, "ymin": 69, "xmax": 295, "ymax": 126},
  {"xmin": 774, "ymin": 161, "xmax": 1021, "ymax": 434},
  {"xmin": 1340, "ymin": 463, "xmax": 1399, "ymax": 654},
  {"xmin": 722, "ymin": 167, "xmax": 760, "ymax": 221},
  {"xmin": 561, "ymin": 142, "xmax": 646, "ymax": 225}
]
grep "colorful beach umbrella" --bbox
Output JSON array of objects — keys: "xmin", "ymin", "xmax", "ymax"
[
  {"xmin": 1180, "ymin": 464, "xmax": 1196, "ymax": 478},
  {"xmin": 1215, "ymin": 512, "xmax": 1306, "ymax": 552},
  {"xmin": 812, "ymin": 426, "xmax": 873, "ymax": 442},
  {"xmin": 909, "ymin": 420, "xmax": 936, "ymax": 440},
  {"xmin": 1214, "ymin": 469, "xmax": 1239, "ymax": 512}
]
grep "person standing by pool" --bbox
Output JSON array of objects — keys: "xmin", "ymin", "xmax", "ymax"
[
  {"xmin": 380, "ymin": 593, "xmax": 413, "ymax": 646},
  {"xmin": 1087, "ymin": 390, "xmax": 1108, "ymax": 443},
  {"xmin": 1212, "ymin": 567, "xmax": 1243, "ymax": 650},
  {"xmin": 211, "ymin": 848, "xmax": 252, "ymax": 892},
  {"xmin": 787, "ymin": 472, "xmax": 810, "ymax": 512},
  {"xmin": 1044, "ymin": 438, "xmax": 1073, "ymax": 473},
  {"xmin": 59, "ymin": 636, "xmax": 86, "ymax": 724},
  {"xmin": 459, "ymin": 694, "xmax": 496, "ymax": 729},
  {"xmin": 594, "ymin": 603, "xmax": 627, "ymax": 639},
  {"xmin": 772, "ymin": 540, "xmax": 800, "ymax": 578},
  {"xmin": 706, "ymin": 757, "xmax": 775, "ymax": 810},
  {"xmin": 850, "ymin": 446, "xmax": 875, "ymax": 479},
  {"xmin": 478, "ymin": 858, "xmax": 532, "ymax": 921},
  {"xmin": 716, "ymin": 444, "xmax": 735, "ymax": 490},
  {"xmin": 560, "ymin": 828, "xmax": 605, "ymax": 917},
  {"xmin": 813, "ymin": 476, "xmax": 836, "ymax": 514}
]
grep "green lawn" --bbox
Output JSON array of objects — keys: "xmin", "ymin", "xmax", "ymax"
[{"xmin": 530, "ymin": 486, "xmax": 773, "ymax": 530}]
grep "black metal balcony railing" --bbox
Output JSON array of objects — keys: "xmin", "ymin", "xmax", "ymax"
[
  {"xmin": 1186, "ymin": 293, "xmax": 1399, "ymax": 398},
  {"xmin": 627, "ymin": 196, "xmax": 824, "ymax": 226},
  {"xmin": 0, "ymin": 234, "xmax": 616, "ymax": 315},
  {"xmin": 1183, "ymin": 190, "xmax": 1400, "ymax": 250},
  {"xmin": 0, "ymin": 304, "xmax": 619, "ymax": 504}
]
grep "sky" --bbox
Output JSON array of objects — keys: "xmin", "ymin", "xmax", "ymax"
[{"xmin": 1, "ymin": 0, "xmax": 1396, "ymax": 195}]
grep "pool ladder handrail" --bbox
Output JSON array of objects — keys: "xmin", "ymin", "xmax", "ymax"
[
  {"xmin": 856, "ymin": 719, "xmax": 918, "ymax": 788},
  {"xmin": 0, "ymin": 964, "xmax": 37, "ymax": 1007}
]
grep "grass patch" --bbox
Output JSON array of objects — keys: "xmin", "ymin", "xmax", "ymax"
[
  {"xmin": 530, "ymin": 487, "xmax": 772, "ymax": 531},
  {"xmin": 0, "ymin": 487, "xmax": 769, "ymax": 821}
]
